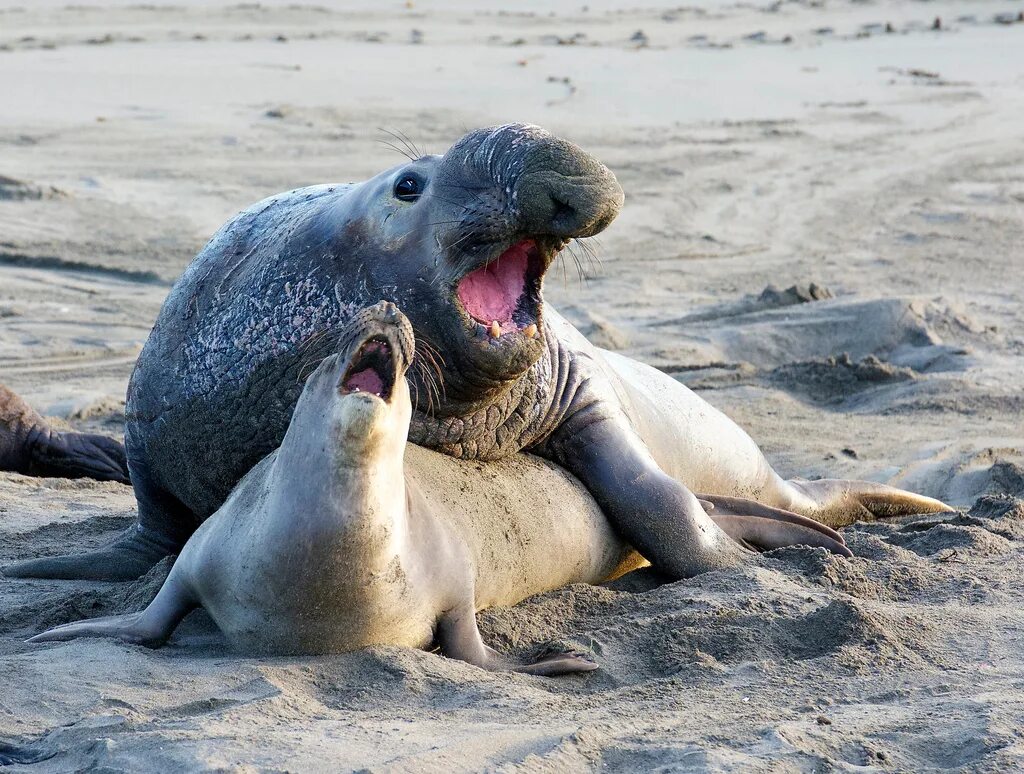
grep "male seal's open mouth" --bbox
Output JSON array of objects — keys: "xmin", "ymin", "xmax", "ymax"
[
  {"xmin": 454, "ymin": 238, "xmax": 551, "ymax": 341},
  {"xmin": 340, "ymin": 338, "xmax": 397, "ymax": 401}
]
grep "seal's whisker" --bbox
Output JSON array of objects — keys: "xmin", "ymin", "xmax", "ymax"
[
  {"xmin": 565, "ymin": 242, "xmax": 588, "ymax": 283},
  {"xmin": 416, "ymin": 362, "xmax": 439, "ymax": 414},
  {"xmin": 376, "ymin": 137, "xmax": 417, "ymax": 162},
  {"xmin": 432, "ymin": 182, "xmax": 491, "ymax": 193},
  {"xmin": 392, "ymin": 128, "xmax": 422, "ymax": 159},
  {"xmin": 416, "ymin": 335, "xmax": 446, "ymax": 366},
  {"xmin": 411, "ymin": 332, "xmax": 446, "ymax": 412},
  {"xmin": 442, "ymin": 230, "xmax": 484, "ymax": 280},
  {"xmin": 296, "ymin": 355, "xmax": 325, "ymax": 384},
  {"xmin": 391, "ymin": 213, "xmax": 471, "ymax": 248},
  {"xmin": 299, "ymin": 329, "xmax": 329, "ymax": 354},
  {"xmin": 424, "ymin": 356, "xmax": 445, "ymax": 410},
  {"xmin": 380, "ymin": 128, "xmax": 422, "ymax": 161},
  {"xmin": 379, "ymin": 129, "xmax": 418, "ymax": 159},
  {"xmin": 412, "ymin": 358, "xmax": 439, "ymax": 414},
  {"xmin": 391, "ymin": 128, "xmax": 423, "ymax": 159},
  {"xmin": 410, "ymin": 192, "xmax": 472, "ymax": 209},
  {"xmin": 574, "ymin": 237, "xmax": 603, "ymax": 271},
  {"xmin": 447, "ymin": 227, "xmax": 483, "ymax": 256},
  {"xmin": 422, "ymin": 220, "xmax": 468, "ymax": 228},
  {"xmin": 410, "ymin": 377, "xmax": 419, "ymax": 410}
]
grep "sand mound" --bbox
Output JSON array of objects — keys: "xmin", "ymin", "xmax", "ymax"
[
  {"xmin": 660, "ymin": 282, "xmax": 835, "ymax": 326},
  {"xmin": 769, "ymin": 353, "xmax": 917, "ymax": 405},
  {"xmin": 697, "ymin": 297, "xmax": 975, "ymax": 372}
]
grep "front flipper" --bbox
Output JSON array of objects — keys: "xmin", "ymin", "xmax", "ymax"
[
  {"xmin": 436, "ymin": 603, "xmax": 598, "ymax": 676},
  {"xmin": 28, "ymin": 571, "xmax": 196, "ymax": 648},
  {"xmin": 697, "ymin": 494, "xmax": 852, "ymax": 557},
  {"xmin": 785, "ymin": 478, "xmax": 953, "ymax": 529},
  {"xmin": 542, "ymin": 401, "xmax": 746, "ymax": 579}
]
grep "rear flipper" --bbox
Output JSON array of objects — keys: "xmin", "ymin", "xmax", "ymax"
[
  {"xmin": 784, "ymin": 478, "xmax": 952, "ymax": 529},
  {"xmin": 28, "ymin": 571, "xmax": 196, "ymax": 648},
  {"xmin": 436, "ymin": 603, "xmax": 598, "ymax": 677},
  {"xmin": 0, "ymin": 384, "xmax": 129, "ymax": 484},
  {"xmin": 698, "ymin": 494, "xmax": 852, "ymax": 558},
  {"xmin": 28, "ymin": 430, "xmax": 131, "ymax": 484},
  {"xmin": 4, "ymin": 524, "xmax": 180, "ymax": 581}
]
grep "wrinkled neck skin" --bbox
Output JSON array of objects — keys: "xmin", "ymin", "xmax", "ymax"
[{"xmin": 407, "ymin": 318, "xmax": 574, "ymax": 461}]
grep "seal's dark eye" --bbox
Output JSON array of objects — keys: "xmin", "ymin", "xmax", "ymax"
[{"xmin": 394, "ymin": 176, "xmax": 422, "ymax": 202}]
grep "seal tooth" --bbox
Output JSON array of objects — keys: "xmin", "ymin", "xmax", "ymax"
[
  {"xmin": 524, "ymin": 323, "xmax": 538, "ymax": 339},
  {"xmin": 489, "ymin": 320, "xmax": 501, "ymax": 339}
]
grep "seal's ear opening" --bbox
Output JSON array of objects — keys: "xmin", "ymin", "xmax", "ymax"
[{"xmin": 339, "ymin": 337, "xmax": 397, "ymax": 401}]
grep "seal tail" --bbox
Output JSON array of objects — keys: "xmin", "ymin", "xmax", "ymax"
[
  {"xmin": 785, "ymin": 478, "xmax": 953, "ymax": 529},
  {"xmin": 4, "ymin": 525, "xmax": 179, "ymax": 581}
]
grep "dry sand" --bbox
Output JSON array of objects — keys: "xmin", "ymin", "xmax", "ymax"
[{"xmin": 1, "ymin": 1, "xmax": 1023, "ymax": 770}]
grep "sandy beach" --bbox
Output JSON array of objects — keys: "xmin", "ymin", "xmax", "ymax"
[{"xmin": 1, "ymin": 1, "xmax": 1023, "ymax": 770}]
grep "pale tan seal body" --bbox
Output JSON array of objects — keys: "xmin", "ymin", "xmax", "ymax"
[{"xmin": 31, "ymin": 304, "xmax": 641, "ymax": 674}]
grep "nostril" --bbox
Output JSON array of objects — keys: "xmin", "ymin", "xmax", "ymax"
[{"xmin": 550, "ymin": 196, "xmax": 579, "ymax": 232}]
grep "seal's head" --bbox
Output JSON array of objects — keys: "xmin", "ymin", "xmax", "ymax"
[
  {"xmin": 334, "ymin": 123, "xmax": 623, "ymax": 401},
  {"xmin": 296, "ymin": 301, "xmax": 416, "ymax": 460}
]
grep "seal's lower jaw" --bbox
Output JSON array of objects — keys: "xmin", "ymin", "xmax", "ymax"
[
  {"xmin": 339, "ymin": 338, "xmax": 401, "ymax": 404},
  {"xmin": 453, "ymin": 238, "xmax": 553, "ymax": 346}
]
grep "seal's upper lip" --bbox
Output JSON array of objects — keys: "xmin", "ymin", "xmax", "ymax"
[
  {"xmin": 452, "ymin": 237, "xmax": 557, "ymax": 341},
  {"xmin": 339, "ymin": 335, "xmax": 400, "ymax": 401}
]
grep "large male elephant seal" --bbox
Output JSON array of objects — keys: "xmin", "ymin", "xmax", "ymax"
[
  {"xmin": 0, "ymin": 384, "xmax": 128, "ymax": 483},
  {"xmin": 7, "ymin": 123, "xmax": 946, "ymax": 581},
  {"xmin": 29, "ymin": 304, "xmax": 847, "ymax": 670}
]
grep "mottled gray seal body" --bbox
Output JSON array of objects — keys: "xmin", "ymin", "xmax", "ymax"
[
  {"xmin": 31, "ymin": 305, "xmax": 638, "ymax": 674},
  {"xmin": 8, "ymin": 123, "xmax": 946, "ymax": 582}
]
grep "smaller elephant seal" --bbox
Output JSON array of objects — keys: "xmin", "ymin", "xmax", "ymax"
[
  {"xmin": 29, "ymin": 304, "xmax": 850, "ymax": 668},
  {"xmin": 30, "ymin": 304, "xmax": 637, "ymax": 673},
  {"xmin": 0, "ymin": 384, "xmax": 129, "ymax": 483}
]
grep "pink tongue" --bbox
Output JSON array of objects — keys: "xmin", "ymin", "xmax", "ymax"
[
  {"xmin": 456, "ymin": 240, "xmax": 531, "ymax": 329},
  {"xmin": 345, "ymin": 368, "xmax": 384, "ymax": 396}
]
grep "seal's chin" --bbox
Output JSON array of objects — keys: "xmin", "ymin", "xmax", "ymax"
[
  {"xmin": 454, "ymin": 238, "xmax": 549, "ymax": 342},
  {"xmin": 339, "ymin": 338, "xmax": 399, "ymax": 402}
]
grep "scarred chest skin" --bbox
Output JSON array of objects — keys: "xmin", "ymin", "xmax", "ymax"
[{"xmin": 126, "ymin": 185, "xmax": 372, "ymax": 517}]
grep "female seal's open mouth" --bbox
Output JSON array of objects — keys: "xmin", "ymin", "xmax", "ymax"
[
  {"xmin": 455, "ymin": 239, "xmax": 546, "ymax": 340},
  {"xmin": 340, "ymin": 338, "xmax": 397, "ymax": 400}
]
